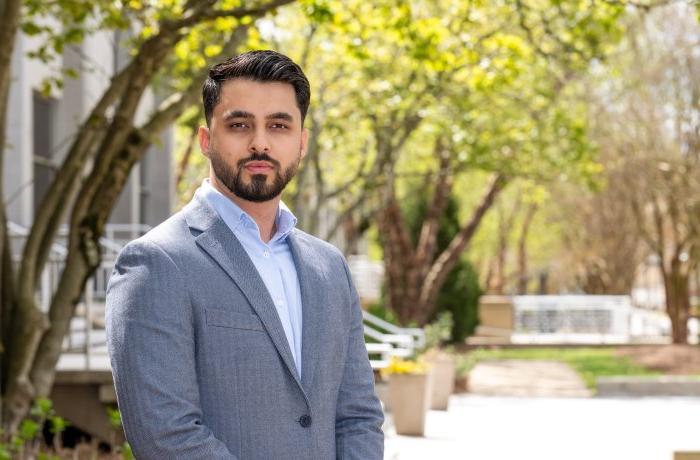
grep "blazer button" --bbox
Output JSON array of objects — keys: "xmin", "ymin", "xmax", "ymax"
[{"xmin": 298, "ymin": 414, "xmax": 312, "ymax": 428}]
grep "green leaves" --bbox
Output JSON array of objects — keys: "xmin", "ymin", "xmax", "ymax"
[
  {"xmin": 20, "ymin": 21, "xmax": 45, "ymax": 36},
  {"xmin": 301, "ymin": 0, "xmax": 335, "ymax": 23},
  {"xmin": 0, "ymin": 398, "xmax": 69, "ymax": 459},
  {"xmin": 106, "ymin": 406, "xmax": 123, "ymax": 429},
  {"xmin": 18, "ymin": 419, "xmax": 40, "ymax": 442}
]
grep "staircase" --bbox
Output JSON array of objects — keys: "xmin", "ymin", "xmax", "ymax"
[{"xmin": 362, "ymin": 311, "xmax": 424, "ymax": 369}]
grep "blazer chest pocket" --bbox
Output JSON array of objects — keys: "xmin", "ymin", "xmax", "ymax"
[{"xmin": 205, "ymin": 309, "xmax": 265, "ymax": 332}]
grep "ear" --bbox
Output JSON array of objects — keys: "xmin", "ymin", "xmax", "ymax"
[
  {"xmin": 299, "ymin": 127, "xmax": 309, "ymax": 160},
  {"xmin": 198, "ymin": 125, "xmax": 211, "ymax": 158}
]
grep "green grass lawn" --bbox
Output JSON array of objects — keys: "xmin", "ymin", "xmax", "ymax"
[{"xmin": 455, "ymin": 347, "xmax": 660, "ymax": 389}]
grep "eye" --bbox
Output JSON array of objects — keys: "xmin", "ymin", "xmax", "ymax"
[
  {"xmin": 229, "ymin": 122, "xmax": 250, "ymax": 129},
  {"xmin": 270, "ymin": 123, "xmax": 289, "ymax": 129}
]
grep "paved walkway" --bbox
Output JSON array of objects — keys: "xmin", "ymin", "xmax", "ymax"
[
  {"xmin": 384, "ymin": 394, "xmax": 700, "ymax": 460},
  {"xmin": 468, "ymin": 359, "xmax": 592, "ymax": 397}
]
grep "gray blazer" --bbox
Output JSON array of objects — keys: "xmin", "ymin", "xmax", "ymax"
[{"xmin": 106, "ymin": 194, "xmax": 384, "ymax": 459}]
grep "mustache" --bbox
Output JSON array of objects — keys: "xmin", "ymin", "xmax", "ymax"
[{"xmin": 237, "ymin": 152, "xmax": 280, "ymax": 169}]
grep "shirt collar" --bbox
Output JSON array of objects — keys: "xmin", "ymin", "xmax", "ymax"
[{"xmin": 196, "ymin": 179, "xmax": 297, "ymax": 242}]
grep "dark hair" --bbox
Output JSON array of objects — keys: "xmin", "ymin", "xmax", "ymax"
[{"xmin": 202, "ymin": 50, "xmax": 310, "ymax": 126}]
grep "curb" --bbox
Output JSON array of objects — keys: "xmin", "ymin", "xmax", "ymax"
[{"xmin": 596, "ymin": 376, "xmax": 700, "ymax": 397}]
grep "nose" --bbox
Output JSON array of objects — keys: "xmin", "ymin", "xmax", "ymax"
[{"xmin": 248, "ymin": 125, "xmax": 270, "ymax": 153}]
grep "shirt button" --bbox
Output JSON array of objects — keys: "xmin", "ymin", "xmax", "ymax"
[
  {"xmin": 298, "ymin": 414, "xmax": 312, "ymax": 428},
  {"xmin": 263, "ymin": 250, "xmax": 270, "ymax": 258}
]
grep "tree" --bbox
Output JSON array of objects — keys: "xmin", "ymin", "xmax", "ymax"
[
  {"xmin": 1, "ymin": 0, "xmax": 295, "ymax": 433},
  {"xmin": 586, "ymin": 4, "xmax": 700, "ymax": 342},
  {"xmin": 369, "ymin": 0, "xmax": 625, "ymax": 325},
  {"xmin": 403, "ymin": 192, "xmax": 481, "ymax": 341},
  {"xmin": 0, "ymin": 0, "xmax": 23, "ymax": 430},
  {"xmin": 552, "ymin": 171, "xmax": 644, "ymax": 295}
]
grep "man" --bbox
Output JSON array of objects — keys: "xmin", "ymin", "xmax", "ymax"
[{"xmin": 106, "ymin": 50, "xmax": 384, "ymax": 460}]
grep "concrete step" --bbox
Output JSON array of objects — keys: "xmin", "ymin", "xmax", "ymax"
[
  {"xmin": 466, "ymin": 336, "xmax": 512, "ymax": 345},
  {"xmin": 474, "ymin": 325, "xmax": 513, "ymax": 337}
]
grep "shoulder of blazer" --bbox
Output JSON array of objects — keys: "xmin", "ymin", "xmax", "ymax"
[{"xmin": 290, "ymin": 227, "xmax": 344, "ymax": 260}]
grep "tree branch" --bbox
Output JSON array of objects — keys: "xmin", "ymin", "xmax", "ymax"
[
  {"xmin": 419, "ymin": 173, "xmax": 508, "ymax": 309},
  {"xmin": 415, "ymin": 138, "xmax": 453, "ymax": 270}
]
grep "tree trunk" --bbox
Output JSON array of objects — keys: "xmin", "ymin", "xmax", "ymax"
[
  {"xmin": 490, "ymin": 197, "xmax": 521, "ymax": 294},
  {"xmin": 663, "ymin": 266, "xmax": 690, "ymax": 344},
  {"xmin": 379, "ymin": 197, "xmax": 418, "ymax": 325},
  {"xmin": 175, "ymin": 123, "xmax": 199, "ymax": 191},
  {"xmin": 419, "ymin": 174, "xmax": 507, "ymax": 314},
  {"xmin": 380, "ymin": 174, "xmax": 506, "ymax": 326},
  {"xmin": 517, "ymin": 202, "xmax": 538, "ymax": 294},
  {"xmin": 0, "ymin": 0, "xmax": 25, "ymax": 427}
]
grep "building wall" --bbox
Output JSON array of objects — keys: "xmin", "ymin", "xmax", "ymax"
[{"xmin": 3, "ymin": 29, "xmax": 174, "ymax": 238}]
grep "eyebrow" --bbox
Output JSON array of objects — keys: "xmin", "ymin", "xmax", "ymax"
[
  {"xmin": 266, "ymin": 112, "xmax": 294, "ymax": 122},
  {"xmin": 222, "ymin": 110, "xmax": 294, "ymax": 122},
  {"xmin": 223, "ymin": 110, "xmax": 253, "ymax": 120}
]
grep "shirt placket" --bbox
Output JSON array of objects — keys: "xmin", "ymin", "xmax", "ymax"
[{"xmin": 263, "ymin": 242, "xmax": 298, "ymax": 370}]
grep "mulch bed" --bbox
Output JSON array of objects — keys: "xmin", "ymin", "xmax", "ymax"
[{"xmin": 615, "ymin": 345, "xmax": 700, "ymax": 375}]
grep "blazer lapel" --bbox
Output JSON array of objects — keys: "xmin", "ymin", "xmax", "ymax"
[
  {"xmin": 184, "ymin": 195, "xmax": 305, "ymax": 394},
  {"xmin": 287, "ymin": 231, "xmax": 324, "ymax": 392}
]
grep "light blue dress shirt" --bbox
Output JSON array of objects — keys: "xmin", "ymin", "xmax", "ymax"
[{"xmin": 196, "ymin": 179, "xmax": 304, "ymax": 377}]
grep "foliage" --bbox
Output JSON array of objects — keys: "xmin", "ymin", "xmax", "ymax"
[
  {"xmin": 590, "ymin": 4, "xmax": 700, "ymax": 343},
  {"xmin": 0, "ymin": 398, "xmax": 68, "ymax": 459},
  {"xmin": 106, "ymin": 407, "xmax": 134, "ymax": 460},
  {"xmin": 438, "ymin": 259, "xmax": 481, "ymax": 342},
  {"xmin": 422, "ymin": 311, "xmax": 453, "ymax": 351},
  {"xmin": 0, "ymin": 401, "xmax": 135, "ymax": 459},
  {"xmin": 455, "ymin": 347, "xmax": 658, "ymax": 390},
  {"xmin": 106, "ymin": 406, "xmax": 122, "ymax": 430}
]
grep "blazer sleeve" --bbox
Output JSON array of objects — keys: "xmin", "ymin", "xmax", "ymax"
[
  {"xmin": 335, "ymin": 258, "xmax": 385, "ymax": 460},
  {"xmin": 106, "ymin": 239, "xmax": 238, "ymax": 460}
]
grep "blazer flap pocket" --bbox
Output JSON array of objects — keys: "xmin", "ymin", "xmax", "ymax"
[{"xmin": 205, "ymin": 309, "xmax": 265, "ymax": 332}]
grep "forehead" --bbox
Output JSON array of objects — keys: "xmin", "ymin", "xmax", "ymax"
[{"xmin": 214, "ymin": 79, "xmax": 299, "ymax": 119}]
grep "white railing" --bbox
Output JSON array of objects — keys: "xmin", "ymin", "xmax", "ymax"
[
  {"xmin": 362, "ymin": 310, "xmax": 425, "ymax": 370},
  {"xmin": 8, "ymin": 222, "xmax": 152, "ymax": 367},
  {"xmin": 510, "ymin": 295, "xmax": 698, "ymax": 344}
]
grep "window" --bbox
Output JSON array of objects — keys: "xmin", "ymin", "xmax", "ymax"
[{"xmin": 33, "ymin": 91, "xmax": 57, "ymax": 215}]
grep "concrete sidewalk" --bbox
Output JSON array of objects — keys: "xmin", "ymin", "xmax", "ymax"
[
  {"xmin": 467, "ymin": 359, "xmax": 592, "ymax": 397},
  {"xmin": 383, "ymin": 394, "xmax": 700, "ymax": 460}
]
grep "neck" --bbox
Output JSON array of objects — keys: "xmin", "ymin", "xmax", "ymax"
[{"xmin": 209, "ymin": 175, "xmax": 279, "ymax": 243}]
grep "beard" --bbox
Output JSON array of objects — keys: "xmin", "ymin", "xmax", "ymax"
[{"xmin": 209, "ymin": 149, "xmax": 300, "ymax": 203}]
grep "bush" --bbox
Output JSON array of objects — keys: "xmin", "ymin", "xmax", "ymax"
[
  {"xmin": 400, "ymin": 191, "xmax": 483, "ymax": 343},
  {"xmin": 436, "ymin": 258, "xmax": 481, "ymax": 343},
  {"xmin": 0, "ymin": 399, "xmax": 133, "ymax": 460}
]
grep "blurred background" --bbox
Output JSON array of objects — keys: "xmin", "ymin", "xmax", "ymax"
[{"xmin": 1, "ymin": 0, "xmax": 700, "ymax": 459}]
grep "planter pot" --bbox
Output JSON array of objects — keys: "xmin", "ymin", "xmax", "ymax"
[
  {"xmin": 388, "ymin": 372, "xmax": 431, "ymax": 436},
  {"xmin": 427, "ymin": 354, "xmax": 455, "ymax": 410}
]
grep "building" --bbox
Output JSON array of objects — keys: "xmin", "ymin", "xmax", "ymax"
[{"xmin": 4, "ymin": 28, "xmax": 174, "ymax": 235}]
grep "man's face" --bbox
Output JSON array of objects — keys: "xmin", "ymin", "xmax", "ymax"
[{"xmin": 199, "ymin": 79, "xmax": 308, "ymax": 203}]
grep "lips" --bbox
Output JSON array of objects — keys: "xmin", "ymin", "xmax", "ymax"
[{"xmin": 244, "ymin": 161, "xmax": 275, "ymax": 174}]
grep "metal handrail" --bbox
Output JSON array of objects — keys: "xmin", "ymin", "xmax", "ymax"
[
  {"xmin": 362, "ymin": 311, "xmax": 425, "ymax": 369},
  {"xmin": 8, "ymin": 221, "xmax": 68, "ymax": 257},
  {"xmin": 9, "ymin": 221, "xmax": 141, "ymax": 368}
]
